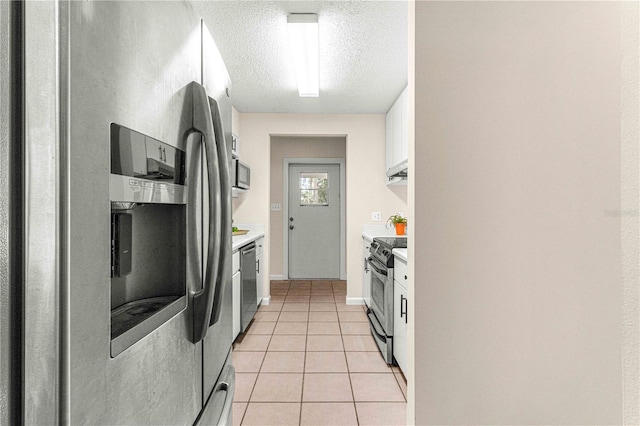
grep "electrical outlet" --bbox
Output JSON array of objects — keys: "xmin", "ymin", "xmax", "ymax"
[
  {"xmin": 271, "ymin": 203, "xmax": 282, "ymax": 211},
  {"xmin": 371, "ymin": 211, "xmax": 382, "ymax": 222}
]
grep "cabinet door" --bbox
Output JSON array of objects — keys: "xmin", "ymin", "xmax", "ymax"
[
  {"xmin": 363, "ymin": 239, "xmax": 372, "ymax": 307},
  {"xmin": 256, "ymin": 237, "xmax": 264, "ymax": 305},
  {"xmin": 232, "ymin": 270, "xmax": 241, "ymax": 340},
  {"xmin": 385, "ymin": 109, "xmax": 395, "ymax": 172},
  {"xmin": 392, "ymin": 97, "xmax": 402, "ymax": 167},
  {"xmin": 393, "ymin": 281, "xmax": 408, "ymax": 373},
  {"xmin": 400, "ymin": 88, "xmax": 408, "ymax": 163},
  {"xmin": 256, "ymin": 252, "xmax": 263, "ymax": 305}
]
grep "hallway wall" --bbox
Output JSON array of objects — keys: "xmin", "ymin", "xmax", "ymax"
[
  {"xmin": 269, "ymin": 136, "xmax": 346, "ymax": 278},
  {"xmin": 413, "ymin": 2, "xmax": 638, "ymax": 424}
]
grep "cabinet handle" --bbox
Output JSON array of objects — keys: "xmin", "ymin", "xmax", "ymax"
[
  {"xmin": 256, "ymin": 259, "xmax": 260, "ymax": 273},
  {"xmin": 364, "ymin": 258, "xmax": 369, "ymax": 272},
  {"xmin": 400, "ymin": 294, "xmax": 407, "ymax": 324}
]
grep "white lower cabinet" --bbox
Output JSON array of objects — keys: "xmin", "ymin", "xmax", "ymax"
[
  {"xmin": 363, "ymin": 238, "xmax": 372, "ymax": 307},
  {"xmin": 393, "ymin": 258, "xmax": 408, "ymax": 373},
  {"xmin": 232, "ymin": 250, "xmax": 241, "ymax": 340},
  {"xmin": 256, "ymin": 237, "xmax": 264, "ymax": 305}
]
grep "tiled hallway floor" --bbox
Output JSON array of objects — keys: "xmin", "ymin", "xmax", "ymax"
[{"xmin": 232, "ymin": 280, "xmax": 407, "ymax": 426}]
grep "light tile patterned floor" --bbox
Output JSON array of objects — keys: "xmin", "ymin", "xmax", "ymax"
[{"xmin": 232, "ymin": 280, "xmax": 407, "ymax": 426}]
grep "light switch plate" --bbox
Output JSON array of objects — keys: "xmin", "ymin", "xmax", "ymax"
[
  {"xmin": 371, "ymin": 211, "xmax": 382, "ymax": 222},
  {"xmin": 271, "ymin": 203, "xmax": 282, "ymax": 211}
]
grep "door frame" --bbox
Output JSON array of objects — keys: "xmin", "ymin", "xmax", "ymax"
[{"xmin": 282, "ymin": 158, "xmax": 346, "ymax": 280}]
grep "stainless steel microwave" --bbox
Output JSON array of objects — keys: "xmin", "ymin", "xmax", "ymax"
[{"xmin": 232, "ymin": 158, "xmax": 250, "ymax": 190}]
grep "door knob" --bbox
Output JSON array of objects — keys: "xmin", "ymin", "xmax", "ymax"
[{"xmin": 289, "ymin": 225, "xmax": 294, "ymax": 230}]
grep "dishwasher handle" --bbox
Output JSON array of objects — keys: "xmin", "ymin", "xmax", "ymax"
[{"xmin": 241, "ymin": 245, "xmax": 257, "ymax": 255}]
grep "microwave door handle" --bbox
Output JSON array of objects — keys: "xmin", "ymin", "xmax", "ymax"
[
  {"xmin": 189, "ymin": 81, "xmax": 222, "ymax": 343},
  {"xmin": 208, "ymin": 96, "xmax": 232, "ymax": 326}
]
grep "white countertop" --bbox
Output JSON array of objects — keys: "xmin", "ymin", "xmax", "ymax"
[
  {"xmin": 392, "ymin": 248, "xmax": 408, "ymax": 262},
  {"xmin": 362, "ymin": 224, "xmax": 407, "ymax": 242},
  {"xmin": 232, "ymin": 224, "xmax": 265, "ymax": 252}
]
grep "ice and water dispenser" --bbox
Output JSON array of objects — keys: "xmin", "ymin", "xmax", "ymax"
[{"xmin": 109, "ymin": 123, "xmax": 187, "ymax": 357}]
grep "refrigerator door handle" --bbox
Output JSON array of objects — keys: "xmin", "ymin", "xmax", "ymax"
[
  {"xmin": 208, "ymin": 96, "xmax": 232, "ymax": 326},
  {"xmin": 189, "ymin": 81, "xmax": 222, "ymax": 343}
]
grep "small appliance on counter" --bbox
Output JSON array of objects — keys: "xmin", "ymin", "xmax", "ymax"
[
  {"xmin": 232, "ymin": 158, "xmax": 250, "ymax": 190},
  {"xmin": 366, "ymin": 236, "xmax": 407, "ymax": 364}
]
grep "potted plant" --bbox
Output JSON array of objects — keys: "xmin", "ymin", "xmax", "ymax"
[{"xmin": 387, "ymin": 213, "xmax": 407, "ymax": 236}]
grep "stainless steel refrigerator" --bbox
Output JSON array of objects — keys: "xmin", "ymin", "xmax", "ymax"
[{"xmin": 0, "ymin": 1, "xmax": 234, "ymax": 424}]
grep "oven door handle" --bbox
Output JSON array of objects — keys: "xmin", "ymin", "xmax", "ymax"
[
  {"xmin": 367, "ymin": 257, "xmax": 387, "ymax": 276},
  {"xmin": 366, "ymin": 309, "xmax": 387, "ymax": 341}
]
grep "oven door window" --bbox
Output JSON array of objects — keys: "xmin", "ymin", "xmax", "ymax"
[{"xmin": 369, "ymin": 261, "xmax": 387, "ymax": 323}]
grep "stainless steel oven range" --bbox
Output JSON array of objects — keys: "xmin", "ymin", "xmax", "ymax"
[{"xmin": 366, "ymin": 236, "xmax": 407, "ymax": 364}]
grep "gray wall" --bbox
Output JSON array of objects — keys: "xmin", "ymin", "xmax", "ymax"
[{"xmin": 414, "ymin": 2, "xmax": 638, "ymax": 424}]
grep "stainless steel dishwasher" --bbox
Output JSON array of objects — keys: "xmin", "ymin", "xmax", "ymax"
[{"xmin": 240, "ymin": 242, "xmax": 257, "ymax": 333}]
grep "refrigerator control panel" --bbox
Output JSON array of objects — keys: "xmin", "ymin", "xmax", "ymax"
[{"xmin": 110, "ymin": 123, "xmax": 187, "ymax": 204}]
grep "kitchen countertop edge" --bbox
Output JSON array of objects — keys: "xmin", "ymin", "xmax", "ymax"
[
  {"xmin": 232, "ymin": 230, "xmax": 265, "ymax": 252},
  {"xmin": 392, "ymin": 248, "xmax": 408, "ymax": 262},
  {"xmin": 362, "ymin": 223, "xmax": 407, "ymax": 242}
]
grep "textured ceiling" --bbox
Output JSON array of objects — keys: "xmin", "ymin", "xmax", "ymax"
[{"xmin": 194, "ymin": 1, "xmax": 408, "ymax": 114}]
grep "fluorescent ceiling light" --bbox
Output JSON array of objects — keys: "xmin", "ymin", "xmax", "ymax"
[{"xmin": 287, "ymin": 13, "xmax": 319, "ymax": 97}]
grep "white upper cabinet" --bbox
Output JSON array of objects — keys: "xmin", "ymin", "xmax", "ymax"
[
  {"xmin": 385, "ymin": 110, "xmax": 394, "ymax": 172},
  {"xmin": 400, "ymin": 89, "xmax": 408, "ymax": 163},
  {"xmin": 385, "ymin": 86, "xmax": 408, "ymax": 185}
]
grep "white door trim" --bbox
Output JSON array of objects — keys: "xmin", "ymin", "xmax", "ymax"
[{"xmin": 283, "ymin": 158, "xmax": 346, "ymax": 280}]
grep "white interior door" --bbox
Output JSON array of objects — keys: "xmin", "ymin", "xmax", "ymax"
[{"xmin": 288, "ymin": 164, "xmax": 341, "ymax": 279}]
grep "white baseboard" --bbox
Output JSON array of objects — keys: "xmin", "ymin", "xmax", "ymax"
[
  {"xmin": 346, "ymin": 297, "xmax": 365, "ymax": 306},
  {"xmin": 261, "ymin": 296, "xmax": 271, "ymax": 305},
  {"xmin": 269, "ymin": 275, "xmax": 285, "ymax": 281}
]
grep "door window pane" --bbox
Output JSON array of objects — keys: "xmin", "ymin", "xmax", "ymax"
[{"xmin": 299, "ymin": 172, "xmax": 329, "ymax": 206}]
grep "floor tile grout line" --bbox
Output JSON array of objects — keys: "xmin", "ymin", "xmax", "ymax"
[
  {"xmin": 338, "ymin": 300, "xmax": 362, "ymax": 425},
  {"xmin": 299, "ymin": 311, "xmax": 307, "ymax": 426},
  {"xmin": 246, "ymin": 322, "xmax": 274, "ymax": 405}
]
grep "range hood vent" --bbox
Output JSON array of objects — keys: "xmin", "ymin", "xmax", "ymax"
[{"xmin": 386, "ymin": 159, "xmax": 408, "ymax": 180}]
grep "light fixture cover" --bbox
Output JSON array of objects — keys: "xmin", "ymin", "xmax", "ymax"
[{"xmin": 287, "ymin": 13, "xmax": 319, "ymax": 97}]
